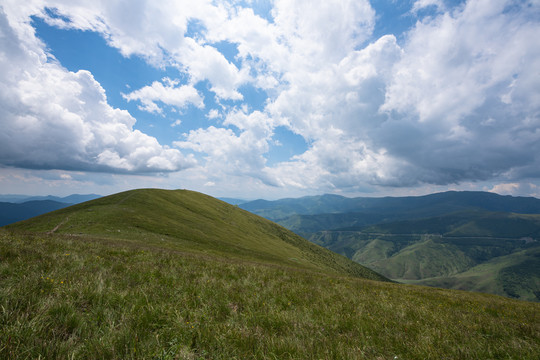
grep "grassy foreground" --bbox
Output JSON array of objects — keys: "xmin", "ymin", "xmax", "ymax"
[{"xmin": 1, "ymin": 229, "xmax": 539, "ymax": 359}]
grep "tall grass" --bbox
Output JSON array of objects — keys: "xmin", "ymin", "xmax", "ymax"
[{"xmin": 1, "ymin": 230, "xmax": 539, "ymax": 359}]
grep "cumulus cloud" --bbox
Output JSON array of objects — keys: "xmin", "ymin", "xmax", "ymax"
[
  {"xmin": 257, "ymin": 0, "xmax": 540, "ymax": 193},
  {"xmin": 0, "ymin": 8, "xmax": 194, "ymax": 173},
  {"xmin": 123, "ymin": 78, "xmax": 204, "ymax": 114},
  {"xmin": 379, "ymin": 0, "xmax": 540, "ymax": 185},
  {"xmin": 179, "ymin": 40, "xmax": 248, "ymax": 100},
  {"xmin": 175, "ymin": 109, "xmax": 277, "ymax": 185}
]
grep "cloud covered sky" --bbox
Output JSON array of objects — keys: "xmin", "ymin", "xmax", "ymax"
[{"xmin": 0, "ymin": 0, "xmax": 539, "ymax": 199}]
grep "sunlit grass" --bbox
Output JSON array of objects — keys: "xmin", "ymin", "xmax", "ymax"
[{"xmin": 1, "ymin": 230, "xmax": 539, "ymax": 359}]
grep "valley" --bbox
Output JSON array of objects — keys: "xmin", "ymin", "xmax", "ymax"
[{"xmin": 240, "ymin": 191, "xmax": 540, "ymax": 301}]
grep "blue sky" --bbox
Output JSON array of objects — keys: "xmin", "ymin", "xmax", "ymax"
[{"xmin": 0, "ymin": 0, "xmax": 539, "ymax": 199}]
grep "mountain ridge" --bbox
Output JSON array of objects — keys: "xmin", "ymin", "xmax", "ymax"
[{"xmin": 240, "ymin": 190, "xmax": 540, "ymax": 222}]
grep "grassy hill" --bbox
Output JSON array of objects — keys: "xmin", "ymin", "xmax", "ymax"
[
  {"xmin": 308, "ymin": 210, "xmax": 540, "ymax": 301},
  {"xmin": 6, "ymin": 189, "xmax": 384, "ymax": 281},
  {"xmin": 401, "ymin": 246, "xmax": 540, "ymax": 299},
  {"xmin": 2, "ymin": 189, "xmax": 539, "ymax": 358}
]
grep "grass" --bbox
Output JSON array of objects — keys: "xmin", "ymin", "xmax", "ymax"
[
  {"xmin": 403, "ymin": 247, "xmax": 540, "ymax": 302},
  {"xmin": 6, "ymin": 189, "xmax": 385, "ymax": 281},
  {"xmin": 1, "ymin": 229, "xmax": 539, "ymax": 359}
]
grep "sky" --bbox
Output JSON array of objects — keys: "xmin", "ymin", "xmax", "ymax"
[{"xmin": 0, "ymin": 0, "xmax": 539, "ymax": 200}]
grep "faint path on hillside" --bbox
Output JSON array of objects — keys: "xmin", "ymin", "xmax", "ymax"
[
  {"xmin": 47, "ymin": 217, "xmax": 69, "ymax": 234},
  {"xmin": 117, "ymin": 192, "xmax": 135, "ymax": 205}
]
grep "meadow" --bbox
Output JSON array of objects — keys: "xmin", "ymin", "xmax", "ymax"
[{"xmin": 1, "ymin": 229, "xmax": 539, "ymax": 359}]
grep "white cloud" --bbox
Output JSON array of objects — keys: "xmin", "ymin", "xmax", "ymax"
[
  {"xmin": 207, "ymin": 109, "xmax": 220, "ymax": 119},
  {"xmin": 179, "ymin": 39, "xmax": 248, "ymax": 100},
  {"xmin": 378, "ymin": 0, "xmax": 540, "ymax": 185},
  {"xmin": 1, "ymin": 0, "xmax": 540, "ymax": 197},
  {"xmin": 123, "ymin": 78, "xmax": 204, "ymax": 114},
  {"xmin": 411, "ymin": 0, "xmax": 446, "ymax": 14},
  {"xmin": 272, "ymin": 0, "xmax": 375, "ymax": 64},
  {"xmin": 0, "ymin": 8, "xmax": 195, "ymax": 173},
  {"xmin": 175, "ymin": 109, "xmax": 278, "ymax": 185},
  {"xmin": 488, "ymin": 182, "xmax": 540, "ymax": 198}
]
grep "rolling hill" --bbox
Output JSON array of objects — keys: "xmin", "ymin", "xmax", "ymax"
[
  {"xmin": 1, "ymin": 188, "xmax": 539, "ymax": 358},
  {"xmin": 306, "ymin": 210, "xmax": 540, "ymax": 301}
]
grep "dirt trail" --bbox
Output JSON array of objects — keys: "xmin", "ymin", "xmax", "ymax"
[{"xmin": 47, "ymin": 217, "xmax": 69, "ymax": 234}]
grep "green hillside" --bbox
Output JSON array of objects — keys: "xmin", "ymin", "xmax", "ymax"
[
  {"xmin": 307, "ymin": 210, "xmax": 540, "ymax": 300},
  {"xmin": 358, "ymin": 210, "xmax": 540, "ymax": 238},
  {"xmin": 6, "ymin": 189, "xmax": 384, "ymax": 281},
  {"xmin": 402, "ymin": 247, "xmax": 540, "ymax": 302}
]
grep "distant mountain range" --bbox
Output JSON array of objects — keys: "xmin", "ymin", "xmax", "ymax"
[
  {"xmin": 0, "ymin": 194, "xmax": 101, "ymax": 226},
  {"xmin": 239, "ymin": 191, "xmax": 540, "ymax": 301},
  {"xmin": 0, "ymin": 194, "xmax": 101, "ymax": 204},
  {"xmin": 218, "ymin": 197, "xmax": 250, "ymax": 205},
  {"xmin": 240, "ymin": 191, "xmax": 540, "ymax": 222}
]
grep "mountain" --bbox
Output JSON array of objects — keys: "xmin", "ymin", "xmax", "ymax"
[
  {"xmin": 5, "ymin": 189, "xmax": 385, "ymax": 281},
  {"xmin": 0, "ymin": 194, "xmax": 32, "ymax": 203},
  {"xmin": 0, "ymin": 194, "xmax": 101, "ymax": 227},
  {"xmin": 0, "ymin": 200, "xmax": 71, "ymax": 227},
  {"xmin": 1, "ymin": 193, "xmax": 102, "ymax": 204},
  {"xmin": 240, "ymin": 194, "xmax": 352, "ymax": 220},
  {"xmin": 240, "ymin": 190, "xmax": 540, "ymax": 223},
  {"xmin": 2, "ymin": 188, "xmax": 539, "ymax": 358},
  {"xmin": 241, "ymin": 191, "xmax": 540, "ymax": 301}
]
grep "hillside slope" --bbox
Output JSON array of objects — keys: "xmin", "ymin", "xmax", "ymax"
[
  {"xmin": 308, "ymin": 210, "xmax": 540, "ymax": 301},
  {"xmin": 6, "ymin": 188, "xmax": 386, "ymax": 281},
  {"xmin": 2, "ymin": 229, "xmax": 538, "ymax": 359}
]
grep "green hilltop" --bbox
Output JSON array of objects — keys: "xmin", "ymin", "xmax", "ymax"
[
  {"xmin": 6, "ymin": 189, "xmax": 384, "ymax": 281},
  {"xmin": 2, "ymin": 189, "xmax": 539, "ymax": 359}
]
